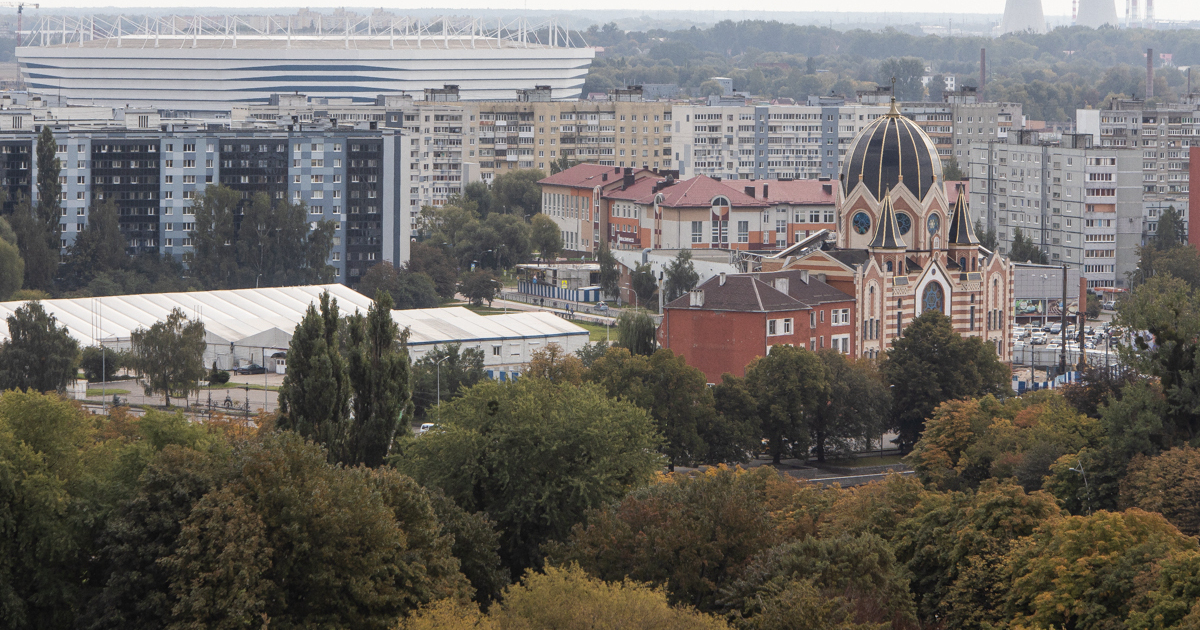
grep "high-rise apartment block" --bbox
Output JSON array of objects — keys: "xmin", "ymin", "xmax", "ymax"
[
  {"xmin": 968, "ymin": 131, "xmax": 1142, "ymax": 289},
  {"xmin": 1076, "ymin": 97, "xmax": 1197, "ymax": 246}
]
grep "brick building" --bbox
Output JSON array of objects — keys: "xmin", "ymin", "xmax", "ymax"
[{"xmin": 659, "ymin": 268, "xmax": 856, "ymax": 383}]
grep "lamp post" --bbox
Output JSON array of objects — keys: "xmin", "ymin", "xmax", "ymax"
[{"xmin": 434, "ymin": 353, "xmax": 450, "ymax": 422}]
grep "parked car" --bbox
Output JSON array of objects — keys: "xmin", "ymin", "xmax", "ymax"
[
  {"xmin": 235, "ymin": 363, "xmax": 266, "ymax": 375},
  {"xmin": 1049, "ymin": 323, "xmax": 1062, "ymax": 334},
  {"xmin": 595, "ymin": 302, "xmax": 609, "ymax": 313},
  {"xmin": 416, "ymin": 423, "xmax": 438, "ymax": 436},
  {"xmin": 1032, "ymin": 333, "xmax": 1048, "ymax": 345}
]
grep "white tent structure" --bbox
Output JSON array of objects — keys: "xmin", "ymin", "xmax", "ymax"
[{"xmin": 0, "ymin": 284, "xmax": 588, "ymax": 376}]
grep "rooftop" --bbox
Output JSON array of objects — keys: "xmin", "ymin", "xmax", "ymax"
[{"xmin": 666, "ymin": 269, "xmax": 853, "ymax": 313}]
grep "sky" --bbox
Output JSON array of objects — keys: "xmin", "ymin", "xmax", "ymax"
[{"xmin": 21, "ymin": 0, "xmax": 1200, "ymax": 22}]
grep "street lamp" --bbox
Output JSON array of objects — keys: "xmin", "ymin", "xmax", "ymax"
[{"xmin": 434, "ymin": 353, "xmax": 451, "ymax": 422}]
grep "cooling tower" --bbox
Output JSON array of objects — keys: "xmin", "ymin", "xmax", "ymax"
[
  {"xmin": 1077, "ymin": 0, "xmax": 1120, "ymax": 27},
  {"xmin": 1001, "ymin": 0, "xmax": 1047, "ymax": 34}
]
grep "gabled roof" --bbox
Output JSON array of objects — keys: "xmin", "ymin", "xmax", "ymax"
[
  {"xmin": 537, "ymin": 163, "xmax": 652, "ymax": 189},
  {"xmin": 665, "ymin": 269, "xmax": 853, "ymax": 313},
  {"xmin": 603, "ymin": 176, "xmax": 661, "ymax": 202},
  {"xmin": 946, "ymin": 183, "xmax": 980, "ymax": 246},
  {"xmin": 869, "ymin": 192, "xmax": 907, "ymax": 250},
  {"xmin": 656, "ymin": 175, "xmax": 768, "ymax": 208},
  {"xmin": 740, "ymin": 179, "xmax": 837, "ymax": 205},
  {"xmin": 945, "ymin": 181, "xmax": 968, "ymax": 205}
]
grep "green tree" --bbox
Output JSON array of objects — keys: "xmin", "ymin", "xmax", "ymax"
[
  {"xmin": 410, "ymin": 342, "xmax": 486, "ymax": 421},
  {"xmin": 881, "ymin": 310, "xmax": 1009, "ymax": 450},
  {"xmin": 128, "ymin": 308, "xmax": 206, "ymax": 407},
  {"xmin": 942, "ymin": 155, "xmax": 966, "ymax": 181},
  {"xmin": 63, "ymin": 199, "xmax": 126, "ymax": 288},
  {"xmin": 0, "ymin": 217, "xmax": 24, "ymax": 300},
  {"xmin": 459, "ymin": 269, "xmax": 499, "ymax": 306},
  {"xmin": 424, "ymin": 489, "xmax": 509, "ymax": 607},
  {"xmin": 357, "ymin": 262, "xmax": 441, "ymax": 309},
  {"xmin": 1007, "ymin": 227, "xmax": 1047, "ymax": 264},
  {"xmin": 598, "ymin": 242, "xmax": 620, "ymax": 301},
  {"xmin": 526, "ymin": 343, "xmax": 586, "ymax": 385},
  {"xmin": 491, "ymin": 169, "xmax": 544, "ymax": 217},
  {"xmin": 744, "ymin": 344, "xmax": 826, "ymax": 464},
  {"xmin": 345, "ymin": 290, "xmax": 412, "ymax": 468},
  {"xmin": 631, "ymin": 262, "xmax": 658, "ymax": 307},
  {"xmin": 408, "ymin": 241, "xmax": 459, "ymax": 299},
  {"xmin": 587, "ymin": 347, "xmax": 727, "ymax": 469},
  {"xmin": 459, "ymin": 181, "xmax": 497, "ymax": 218},
  {"xmin": 546, "ymin": 466, "xmax": 815, "ymax": 613},
  {"xmin": 80, "ymin": 345, "xmax": 124, "ymax": 383},
  {"xmin": 1155, "ymin": 205, "xmax": 1186, "ymax": 250},
  {"xmin": 396, "ymin": 377, "xmax": 663, "ymax": 575},
  {"xmin": 35, "ymin": 125, "xmax": 62, "ymax": 231},
  {"xmin": 277, "ymin": 290, "xmax": 351, "ymax": 460},
  {"xmin": 810, "ymin": 350, "xmax": 891, "ymax": 463},
  {"xmin": 187, "ymin": 185, "xmax": 240, "ymax": 289},
  {"xmin": 549, "ymin": 154, "xmax": 578, "ymax": 175},
  {"xmin": 664, "ymin": 250, "xmax": 699, "ymax": 303},
  {"xmin": 0, "ymin": 301, "xmax": 80, "ymax": 393},
  {"xmin": 975, "ymin": 219, "xmax": 998, "ymax": 251},
  {"xmin": 878, "ymin": 57, "xmax": 927, "ymax": 101},
  {"xmin": 164, "ymin": 433, "xmax": 467, "ymax": 629},
  {"xmin": 8, "ymin": 195, "xmax": 56, "ymax": 292},
  {"xmin": 529, "ymin": 213, "xmax": 562, "ymax": 260},
  {"xmin": 1121, "ymin": 447, "xmax": 1200, "ymax": 536},
  {"xmin": 616, "ymin": 310, "xmax": 657, "ymax": 356}
]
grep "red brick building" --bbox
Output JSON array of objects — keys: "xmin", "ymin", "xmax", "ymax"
[
  {"xmin": 537, "ymin": 164, "xmax": 655, "ymax": 255},
  {"xmin": 660, "ymin": 268, "xmax": 857, "ymax": 383}
]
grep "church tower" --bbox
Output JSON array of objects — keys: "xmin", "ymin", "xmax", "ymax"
[{"xmin": 946, "ymin": 183, "xmax": 981, "ymax": 273}]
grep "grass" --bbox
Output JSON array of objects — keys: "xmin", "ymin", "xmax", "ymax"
[
  {"xmin": 574, "ymin": 320, "xmax": 613, "ymax": 343},
  {"xmin": 86, "ymin": 387, "xmax": 130, "ymax": 397},
  {"xmin": 826, "ymin": 454, "xmax": 907, "ymax": 468}
]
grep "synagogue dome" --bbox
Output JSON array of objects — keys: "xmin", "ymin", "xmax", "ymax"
[{"xmin": 841, "ymin": 101, "xmax": 943, "ymax": 203}]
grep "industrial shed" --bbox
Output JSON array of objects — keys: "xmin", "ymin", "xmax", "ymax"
[{"xmin": 0, "ymin": 284, "xmax": 588, "ymax": 377}]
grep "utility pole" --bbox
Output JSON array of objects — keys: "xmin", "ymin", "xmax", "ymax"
[{"xmin": 1059, "ymin": 263, "xmax": 1068, "ymax": 375}]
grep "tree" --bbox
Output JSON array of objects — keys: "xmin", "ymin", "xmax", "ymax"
[
  {"xmin": 187, "ymin": 184, "xmax": 241, "ymax": 289},
  {"xmin": 810, "ymin": 350, "xmax": 891, "ymax": 463},
  {"xmin": 1121, "ymin": 447, "xmax": 1200, "ymax": 536},
  {"xmin": 1007, "ymin": 227, "xmax": 1047, "ymax": 264},
  {"xmin": 459, "ymin": 181, "xmax": 497, "ymax": 217},
  {"xmin": 345, "ymin": 290, "xmax": 412, "ymax": 468},
  {"xmin": 546, "ymin": 466, "xmax": 813, "ymax": 613},
  {"xmin": 664, "ymin": 250, "xmax": 699, "ymax": 303},
  {"xmin": 0, "ymin": 217, "xmax": 24, "ymax": 301},
  {"xmin": 164, "ymin": 433, "xmax": 468, "ymax": 629},
  {"xmin": 975, "ymin": 219, "xmax": 998, "ymax": 251},
  {"xmin": 744, "ymin": 344, "xmax": 826, "ymax": 464},
  {"xmin": 35, "ymin": 125, "xmax": 62, "ymax": 232},
  {"xmin": 881, "ymin": 310, "xmax": 1009, "ymax": 450},
  {"xmin": 8, "ymin": 195, "xmax": 56, "ymax": 293},
  {"xmin": 396, "ymin": 377, "xmax": 662, "ymax": 575},
  {"xmin": 357, "ymin": 262, "xmax": 441, "ymax": 309},
  {"xmin": 878, "ymin": 57, "xmax": 927, "ymax": 101},
  {"xmin": 529, "ymin": 213, "xmax": 563, "ymax": 260},
  {"xmin": 408, "ymin": 242, "xmax": 459, "ymax": 299},
  {"xmin": 549, "ymin": 154, "xmax": 578, "ymax": 175},
  {"xmin": 80, "ymin": 345, "xmax": 125, "ymax": 383},
  {"xmin": 128, "ymin": 308, "xmax": 206, "ymax": 407},
  {"xmin": 1155, "ymin": 205, "xmax": 1186, "ymax": 250},
  {"xmin": 942, "ymin": 155, "xmax": 966, "ymax": 181},
  {"xmin": 459, "ymin": 269, "xmax": 499, "ymax": 306},
  {"xmin": 277, "ymin": 291, "xmax": 351, "ymax": 460},
  {"xmin": 699, "ymin": 80, "xmax": 726, "ymax": 97},
  {"xmin": 631, "ymin": 262, "xmax": 658, "ymax": 307},
  {"xmin": 526, "ymin": 343, "xmax": 586, "ymax": 385},
  {"xmin": 410, "ymin": 343, "xmax": 486, "ymax": 421},
  {"xmin": 423, "ymin": 489, "xmax": 509, "ymax": 607},
  {"xmin": 616, "ymin": 310, "xmax": 657, "ymax": 356},
  {"xmin": 490, "ymin": 169, "xmax": 544, "ymax": 217},
  {"xmin": 598, "ymin": 242, "xmax": 620, "ymax": 301},
  {"xmin": 587, "ymin": 347, "xmax": 721, "ymax": 469},
  {"xmin": 63, "ymin": 199, "xmax": 126, "ymax": 288},
  {"xmin": 402, "ymin": 566, "xmax": 730, "ymax": 630},
  {"xmin": 0, "ymin": 301, "xmax": 80, "ymax": 393}
]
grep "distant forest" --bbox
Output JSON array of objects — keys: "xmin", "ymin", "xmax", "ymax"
[{"xmin": 580, "ymin": 22, "xmax": 1200, "ymax": 121}]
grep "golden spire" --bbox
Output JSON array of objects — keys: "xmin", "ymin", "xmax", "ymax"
[{"xmin": 888, "ymin": 76, "xmax": 900, "ymax": 115}]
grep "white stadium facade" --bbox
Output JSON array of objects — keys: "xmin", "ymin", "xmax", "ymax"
[{"xmin": 16, "ymin": 15, "xmax": 596, "ymax": 111}]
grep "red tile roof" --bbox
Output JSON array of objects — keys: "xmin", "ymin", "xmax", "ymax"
[
  {"xmin": 739, "ymin": 179, "xmax": 837, "ymax": 205},
  {"xmin": 537, "ymin": 163, "xmax": 652, "ymax": 189},
  {"xmin": 945, "ymin": 181, "xmax": 968, "ymax": 205},
  {"xmin": 665, "ymin": 269, "xmax": 853, "ymax": 312},
  {"xmin": 656, "ymin": 175, "xmax": 768, "ymax": 208},
  {"xmin": 604, "ymin": 176, "xmax": 660, "ymax": 202}
]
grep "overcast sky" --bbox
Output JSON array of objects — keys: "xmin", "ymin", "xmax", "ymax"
[{"xmin": 24, "ymin": 0, "xmax": 1200, "ymax": 22}]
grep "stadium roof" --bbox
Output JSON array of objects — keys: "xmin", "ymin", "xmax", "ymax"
[{"xmin": 0, "ymin": 284, "xmax": 586, "ymax": 351}]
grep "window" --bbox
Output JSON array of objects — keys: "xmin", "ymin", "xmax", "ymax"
[
  {"xmin": 832, "ymin": 308, "xmax": 850, "ymax": 325},
  {"xmin": 737, "ymin": 221, "xmax": 749, "ymax": 243},
  {"xmin": 691, "ymin": 221, "xmax": 703, "ymax": 243}
]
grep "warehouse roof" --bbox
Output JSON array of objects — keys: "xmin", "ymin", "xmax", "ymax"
[{"xmin": 0, "ymin": 284, "xmax": 586, "ymax": 350}]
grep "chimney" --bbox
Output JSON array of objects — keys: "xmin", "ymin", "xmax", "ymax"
[
  {"xmin": 623, "ymin": 171, "xmax": 635, "ymax": 190},
  {"xmin": 980, "ymin": 48, "xmax": 986, "ymax": 100},
  {"xmin": 822, "ymin": 184, "xmax": 832, "ymax": 195},
  {"xmin": 719, "ymin": 272, "xmax": 727, "ymax": 286},
  {"xmin": 763, "ymin": 184, "xmax": 769, "ymax": 198},
  {"xmin": 774, "ymin": 277, "xmax": 789, "ymax": 294},
  {"xmin": 602, "ymin": 173, "xmax": 608, "ymax": 181},
  {"xmin": 689, "ymin": 289, "xmax": 705, "ymax": 307},
  {"xmin": 744, "ymin": 186, "xmax": 755, "ymax": 198},
  {"xmin": 1147, "ymin": 48, "xmax": 1155, "ymax": 99},
  {"xmin": 800, "ymin": 269, "xmax": 809, "ymax": 284}
]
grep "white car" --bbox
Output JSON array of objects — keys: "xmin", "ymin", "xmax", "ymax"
[{"xmin": 416, "ymin": 423, "xmax": 437, "ymax": 436}]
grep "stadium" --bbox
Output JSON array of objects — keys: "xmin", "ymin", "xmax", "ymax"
[{"xmin": 16, "ymin": 15, "xmax": 596, "ymax": 111}]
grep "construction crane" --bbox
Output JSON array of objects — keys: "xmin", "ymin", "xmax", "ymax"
[{"xmin": 0, "ymin": 2, "xmax": 39, "ymax": 43}]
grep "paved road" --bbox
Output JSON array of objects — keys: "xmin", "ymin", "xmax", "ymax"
[{"xmin": 76, "ymin": 374, "xmax": 282, "ymax": 414}]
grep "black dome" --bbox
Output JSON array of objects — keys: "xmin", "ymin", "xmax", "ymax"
[{"xmin": 842, "ymin": 104, "xmax": 942, "ymax": 202}]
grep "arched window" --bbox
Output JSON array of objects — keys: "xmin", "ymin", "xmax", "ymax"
[
  {"xmin": 886, "ymin": 260, "xmax": 893, "ymax": 273},
  {"xmin": 711, "ymin": 195, "xmax": 730, "ymax": 208},
  {"xmin": 922, "ymin": 282, "xmax": 945, "ymax": 314},
  {"xmin": 959, "ymin": 256, "xmax": 967, "ymax": 270}
]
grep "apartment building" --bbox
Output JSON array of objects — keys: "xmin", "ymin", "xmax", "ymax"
[
  {"xmin": 861, "ymin": 87, "xmax": 1022, "ymax": 164},
  {"xmin": 536, "ymin": 164, "xmax": 657, "ymax": 254},
  {"xmin": 1077, "ymin": 97, "xmax": 1198, "ymax": 245},
  {"xmin": 473, "ymin": 88, "xmax": 673, "ymax": 182},
  {"xmin": 968, "ymin": 131, "xmax": 1142, "ymax": 289},
  {"xmin": 9, "ymin": 124, "xmax": 411, "ymax": 285},
  {"xmin": 672, "ymin": 99, "xmax": 889, "ymax": 182}
]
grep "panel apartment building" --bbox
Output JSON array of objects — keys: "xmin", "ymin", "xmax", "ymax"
[
  {"xmin": 3, "ymin": 118, "xmax": 411, "ymax": 285},
  {"xmin": 1076, "ymin": 97, "xmax": 1198, "ymax": 244},
  {"xmin": 968, "ymin": 131, "xmax": 1142, "ymax": 290}
]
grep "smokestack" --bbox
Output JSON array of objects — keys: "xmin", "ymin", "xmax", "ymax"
[
  {"xmin": 980, "ymin": 49, "xmax": 986, "ymax": 99},
  {"xmin": 1147, "ymin": 48, "xmax": 1155, "ymax": 99},
  {"xmin": 1146, "ymin": 0, "xmax": 1154, "ymax": 27},
  {"xmin": 1072, "ymin": 0, "xmax": 1078, "ymax": 23},
  {"xmin": 1130, "ymin": 0, "xmax": 1139, "ymax": 27}
]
